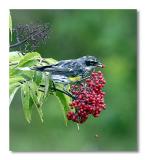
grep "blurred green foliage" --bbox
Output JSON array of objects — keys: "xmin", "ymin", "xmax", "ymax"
[{"xmin": 10, "ymin": 9, "xmax": 137, "ymax": 151}]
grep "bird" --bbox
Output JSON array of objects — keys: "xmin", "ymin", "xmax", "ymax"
[
  {"xmin": 19, "ymin": 56, "xmax": 104, "ymax": 98},
  {"xmin": 31, "ymin": 56, "xmax": 104, "ymax": 85}
]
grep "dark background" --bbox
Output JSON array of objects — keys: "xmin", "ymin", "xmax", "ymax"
[{"xmin": 10, "ymin": 9, "xmax": 137, "ymax": 151}]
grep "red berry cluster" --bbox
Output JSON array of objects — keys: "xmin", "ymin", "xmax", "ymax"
[{"xmin": 67, "ymin": 71, "xmax": 106, "ymax": 124}]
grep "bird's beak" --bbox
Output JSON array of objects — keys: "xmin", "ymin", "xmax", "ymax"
[
  {"xmin": 97, "ymin": 64, "xmax": 105, "ymax": 68},
  {"xmin": 97, "ymin": 64, "xmax": 103, "ymax": 68}
]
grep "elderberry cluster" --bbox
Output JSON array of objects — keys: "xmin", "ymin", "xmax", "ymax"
[
  {"xmin": 67, "ymin": 71, "xmax": 106, "ymax": 124},
  {"xmin": 10, "ymin": 23, "xmax": 51, "ymax": 53}
]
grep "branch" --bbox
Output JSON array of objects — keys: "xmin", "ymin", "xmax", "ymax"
[{"xmin": 10, "ymin": 28, "xmax": 48, "ymax": 49}]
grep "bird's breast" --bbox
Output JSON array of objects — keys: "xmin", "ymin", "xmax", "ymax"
[{"xmin": 68, "ymin": 76, "xmax": 81, "ymax": 82}]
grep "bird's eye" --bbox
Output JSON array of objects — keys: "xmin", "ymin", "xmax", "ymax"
[
  {"xmin": 91, "ymin": 61, "xmax": 95, "ymax": 64},
  {"xmin": 85, "ymin": 60, "xmax": 97, "ymax": 66},
  {"xmin": 85, "ymin": 61, "xmax": 91, "ymax": 66},
  {"xmin": 91, "ymin": 61, "xmax": 97, "ymax": 65}
]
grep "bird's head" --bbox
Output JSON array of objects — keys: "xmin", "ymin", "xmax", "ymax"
[{"xmin": 80, "ymin": 56, "xmax": 104, "ymax": 69}]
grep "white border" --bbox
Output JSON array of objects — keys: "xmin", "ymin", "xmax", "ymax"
[{"xmin": 0, "ymin": 0, "xmax": 146, "ymax": 159}]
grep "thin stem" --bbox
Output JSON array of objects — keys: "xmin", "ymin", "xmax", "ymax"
[
  {"xmin": 54, "ymin": 87, "xmax": 74, "ymax": 99},
  {"xmin": 40, "ymin": 84, "xmax": 74, "ymax": 99}
]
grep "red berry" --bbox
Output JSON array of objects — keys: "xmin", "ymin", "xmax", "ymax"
[{"xmin": 67, "ymin": 70, "xmax": 106, "ymax": 124}]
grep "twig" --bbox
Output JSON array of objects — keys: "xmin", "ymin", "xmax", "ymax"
[{"xmin": 10, "ymin": 28, "xmax": 48, "ymax": 49}]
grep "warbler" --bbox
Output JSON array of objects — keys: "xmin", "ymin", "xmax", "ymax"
[
  {"xmin": 19, "ymin": 56, "xmax": 104, "ymax": 97},
  {"xmin": 32, "ymin": 56, "xmax": 104, "ymax": 85}
]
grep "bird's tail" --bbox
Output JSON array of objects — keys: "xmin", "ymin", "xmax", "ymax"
[
  {"xmin": 31, "ymin": 66, "xmax": 51, "ymax": 71},
  {"xmin": 18, "ymin": 65, "xmax": 51, "ymax": 72}
]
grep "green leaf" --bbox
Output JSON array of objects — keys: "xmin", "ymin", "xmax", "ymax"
[
  {"xmin": 10, "ymin": 76, "xmax": 24, "ymax": 85},
  {"xmin": 9, "ymin": 14, "xmax": 12, "ymax": 41},
  {"xmin": 20, "ymin": 70, "xmax": 35, "ymax": 80},
  {"xmin": 9, "ymin": 76, "xmax": 24, "ymax": 105},
  {"xmin": 9, "ymin": 82, "xmax": 20, "ymax": 96},
  {"xmin": 10, "ymin": 66, "xmax": 35, "ymax": 79},
  {"xmin": 10, "ymin": 68, "xmax": 20, "ymax": 77},
  {"xmin": 44, "ymin": 58, "xmax": 58, "ymax": 64},
  {"xmin": 20, "ymin": 59, "xmax": 38, "ymax": 67},
  {"xmin": 9, "ymin": 51, "xmax": 23, "ymax": 63},
  {"xmin": 44, "ymin": 74, "xmax": 50, "ymax": 97},
  {"xmin": 9, "ymin": 86, "xmax": 20, "ymax": 106},
  {"xmin": 18, "ymin": 52, "xmax": 41, "ymax": 67},
  {"xmin": 36, "ymin": 73, "xmax": 50, "ymax": 105},
  {"xmin": 29, "ymin": 82, "xmax": 43, "ymax": 122},
  {"xmin": 33, "ymin": 71, "xmax": 46, "ymax": 106},
  {"xmin": 33, "ymin": 71, "xmax": 42, "ymax": 85},
  {"xmin": 21, "ymin": 83, "xmax": 32, "ymax": 123},
  {"xmin": 55, "ymin": 91, "xmax": 70, "ymax": 126}
]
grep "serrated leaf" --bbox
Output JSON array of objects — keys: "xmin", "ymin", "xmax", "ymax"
[
  {"xmin": 9, "ymin": 86, "xmax": 20, "ymax": 106},
  {"xmin": 33, "ymin": 70, "xmax": 42, "ymax": 85},
  {"xmin": 10, "ymin": 67, "xmax": 35, "ymax": 80},
  {"xmin": 33, "ymin": 71, "xmax": 46, "ymax": 105},
  {"xmin": 10, "ymin": 68, "xmax": 20, "ymax": 77},
  {"xmin": 10, "ymin": 76, "xmax": 24, "ymax": 84},
  {"xmin": 9, "ymin": 82, "xmax": 20, "ymax": 95},
  {"xmin": 21, "ymin": 83, "xmax": 32, "ymax": 123},
  {"xmin": 55, "ymin": 91, "xmax": 70, "ymax": 126},
  {"xmin": 29, "ymin": 82, "xmax": 43, "ymax": 122},
  {"xmin": 44, "ymin": 74, "xmax": 49, "ymax": 97},
  {"xmin": 9, "ymin": 51, "xmax": 22, "ymax": 63},
  {"xmin": 18, "ymin": 52, "xmax": 41, "ymax": 67},
  {"xmin": 19, "ymin": 59, "xmax": 38, "ymax": 67},
  {"xmin": 36, "ymin": 73, "xmax": 47, "ymax": 106},
  {"xmin": 29, "ymin": 82, "xmax": 40, "ymax": 107},
  {"xmin": 37, "ymin": 91, "xmax": 44, "ymax": 106},
  {"xmin": 44, "ymin": 58, "xmax": 58, "ymax": 64},
  {"xmin": 9, "ymin": 76, "xmax": 24, "ymax": 104},
  {"xmin": 20, "ymin": 70, "xmax": 35, "ymax": 80}
]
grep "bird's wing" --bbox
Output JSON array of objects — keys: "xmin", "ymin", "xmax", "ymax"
[
  {"xmin": 56, "ymin": 60, "xmax": 83, "ymax": 71},
  {"xmin": 32, "ymin": 59, "xmax": 84, "ymax": 76}
]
